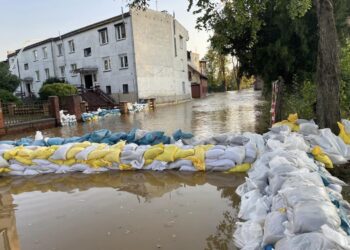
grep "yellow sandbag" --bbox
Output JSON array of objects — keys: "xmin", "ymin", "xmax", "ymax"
[
  {"xmin": 0, "ymin": 168, "xmax": 10, "ymax": 174},
  {"xmin": 119, "ymin": 164, "xmax": 133, "ymax": 171},
  {"xmin": 312, "ymin": 146, "xmax": 333, "ymax": 169},
  {"xmin": 287, "ymin": 113, "xmax": 298, "ymax": 123},
  {"xmin": 174, "ymin": 148, "xmax": 195, "ymax": 160},
  {"xmin": 110, "ymin": 141, "xmax": 126, "ymax": 150},
  {"xmin": 87, "ymin": 149, "xmax": 110, "ymax": 160},
  {"xmin": 144, "ymin": 144, "xmax": 164, "ymax": 160},
  {"xmin": 103, "ymin": 149, "xmax": 122, "ymax": 163},
  {"xmin": 3, "ymin": 147, "xmax": 21, "ymax": 160},
  {"xmin": 62, "ymin": 158, "xmax": 77, "ymax": 166},
  {"xmin": 49, "ymin": 159, "xmax": 64, "ymax": 165},
  {"xmin": 145, "ymin": 159, "xmax": 153, "ymax": 166},
  {"xmin": 32, "ymin": 147, "xmax": 56, "ymax": 159},
  {"xmin": 17, "ymin": 148, "xmax": 34, "ymax": 158},
  {"xmin": 66, "ymin": 147, "xmax": 85, "ymax": 159},
  {"xmin": 226, "ymin": 163, "xmax": 251, "ymax": 173},
  {"xmin": 338, "ymin": 122, "xmax": 350, "ymax": 145},
  {"xmin": 87, "ymin": 159, "xmax": 111, "ymax": 168},
  {"xmin": 155, "ymin": 145, "xmax": 178, "ymax": 162},
  {"xmin": 71, "ymin": 141, "xmax": 91, "ymax": 148},
  {"xmin": 14, "ymin": 156, "xmax": 32, "ymax": 165},
  {"xmin": 186, "ymin": 145, "xmax": 214, "ymax": 171}
]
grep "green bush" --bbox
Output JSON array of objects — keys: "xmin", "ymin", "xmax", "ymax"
[
  {"xmin": 39, "ymin": 83, "xmax": 78, "ymax": 100},
  {"xmin": 0, "ymin": 89, "xmax": 21, "ymax": 104},
  {"xmin": 43, "ymin": 77, "xmax": 66, "ymax": 85}
]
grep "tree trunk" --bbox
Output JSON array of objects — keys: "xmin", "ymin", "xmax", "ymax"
[
  {"xmin": 315, "ymin": 0, "xmax": 341, "ymax": 133},
  {"xmin": 219, "ymin": 55, "xmax": 227, "ymax": 91}
]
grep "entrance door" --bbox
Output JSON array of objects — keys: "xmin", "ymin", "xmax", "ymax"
[
  {"xmin": 26, "ymin": 83, "xmax": 32, "ymax": 96},
  {"xmin": 84, "ymin": 75, "xmax": 93, "ymax": 89}
]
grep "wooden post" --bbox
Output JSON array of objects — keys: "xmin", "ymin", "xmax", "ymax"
[
  {"xmin": 149, "ymin": 98, "xmax": 156, "ymax": 110},
  {"xmin": 49, "ymin": 96, "xmax": 61, "ymax": 126},
  {"xmin": 275, "ymin": 77, "xmax": 284, "ymax": 123},
  {"xmin": 0, "ymin": 101, "xmax": 6, "ymax": 135},
  {"xmin": 80, "ymin": 101, "xmax": 87, "ymax": 113},
  {"xmin": 7, "ymin": 103, "xmax": 16, "ymax": 116},
  {"xmin": 43, "ymin": 103, "xmax": 49, "ymax": 116},
  {"xmin": 119, "ymin": 101, "xmax": 129, "ymax": 114}
]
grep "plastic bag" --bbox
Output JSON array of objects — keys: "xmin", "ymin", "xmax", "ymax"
[
  {"xmin": 234, "ymin": 221, "xmax": 263, "ymax": 250},
  {"xmin": 238, "ymin": 189, "xmax": 270, "ymax": 222},
  {"xmin": 279, "ymin": 186, "xmax": 331, "ymax": 207},
  {"xmin": 312, "ymin": 146, "xmax": 333, "ymax": 169},
  {"xmin": 262, "ymin": 211, "xmax": 287, "ymax": 246}
]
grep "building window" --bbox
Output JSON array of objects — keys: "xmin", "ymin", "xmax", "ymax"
[
  {"xmin": 84, "ymin": 47, "xmax": 92, "ymax": 57},
  {"xmin": 188, "ymin": 71, "xmax": 192, "ymax": 81},
  {"xmin": 33, "ymin": 50, "xmax": 38, "ymax": 61},
  {"xmin": 24, "ymin": 63, "xmax": 29, "ymax": 70},
  {"xmin": 102, "ymin": 57, "xmax": 111, "ymax": 71},
  {"xmin": 106, "ymin": 85, "xmax": 112, "ymax": 94},
  {"xmin": 57, "ymin": 44, "xmax": 63, "ymax": 56},
  {"xmin": 68, "ymin": 40, "xmax": 75, "ymax": 53},
  {"xmin": 11, "ymin": 58, "xmax": 15, "ymax": 64},
  {"xmin": 43, "ymin": 47, "xmax": 48, "ymax": 59},
  {"xmin": 122, "ymin": 84, "xmax": 129, "ymax": 94},
  {"xmin": 35, "ymin": 70, "xmax": 40, "ymax": 81},
  {"xmin": 45, "ymin": 68, "xmax": 50, "ymax": 79},
  {"xmin": 71, "ymin": 64, "xmax": 77, "ymax": 75},
  {"xmin": 59, "ymin": 66, "xmax": 65, "ymax": 78},
  {"xmin": 115, "ymin": 23, "xmax": 126, "ymax": 40},
  {"xmin": 99, "ymin": 28, "xmax": 109, "ymax": 45},
  {"xmin": 182, "ymin": 82, "xmax": 186, "ymax": 94},
  {"xmin": 119, "ymin": 54, "xmax": 128, "ymax": 69},
  {"xmin": 179, "ymin": 35, "xmax": 184, "ymax": 49}
]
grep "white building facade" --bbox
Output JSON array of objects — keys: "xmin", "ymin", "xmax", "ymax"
[{"xmin": 7, "ymin": 9, "xmax": 191, "ymax": 103}]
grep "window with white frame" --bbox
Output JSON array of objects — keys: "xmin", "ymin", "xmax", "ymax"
[
  {"xmin": 24, "ymin": 63, "xmax": 29, "ymax": 70},
  {"xmin": 99, "ymin": 28, "xmax": 109, "ymax": 45},
  {"xmin": 115, "ymin": 23, "xmax": 126, "ymax": 40},
  {"xmin": 103, "ymin": 57, "xmax": 111, "ymax": 71},
  {"xmin": 71, "ymin": 64, "xmax": 77, "ymax": 75},
  {"xmin": 59, "ymin": 66, "xmax": 65, "ymax": 78},
  {"xmin": 45, "ymin": 68, "xmax": 50, "ymax": 79},
  {"xmin": 68, "ymin": 40, "xmax": 75, "ymax": 53},
  {"xmin": 57, "ymin": 44, "xmax": 63, "ymax": 56},
  {"xmin": 119, "ymin": 54, "xmax": 128, "ymax": 69},
  {"xmin": 33, "ymin": 50, "xmax": 38, "ymax": 61},
  {"xmin": 179, "ymin": 35, "xmax": 184, "ymax": 49},
  {"xmin": 35, "ymin": 70, "xmax": 40, "ymax": 81},
  {"xmin": 43, "ymin": 47, "xmax": 48, "ymax": 59}
]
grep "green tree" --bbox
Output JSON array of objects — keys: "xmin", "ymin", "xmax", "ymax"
[
  {"xmin": 0, "ymin": 62, "xmax": 21, "ymax": 92},
  {"xmin": 39, "ymin": 83, "xmax": 78, "ymax": 100}
]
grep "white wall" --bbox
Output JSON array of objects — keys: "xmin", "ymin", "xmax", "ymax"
[{"xmin": 131, "ymin": 9, "xmax": 191, "ymax": 103}]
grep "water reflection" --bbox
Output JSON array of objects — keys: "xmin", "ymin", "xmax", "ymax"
[{"xmin": 0, "ymin": 172, "xmax": 245, "ymax": 250}]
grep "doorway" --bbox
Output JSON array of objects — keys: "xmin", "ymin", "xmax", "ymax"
[
  {"xmin": 26, "ymin": 83, "xmax": 32, "ymax": 96},
  {"xmin": 84, "ymin": 75, "xmax": 93, "ymax": 89}
]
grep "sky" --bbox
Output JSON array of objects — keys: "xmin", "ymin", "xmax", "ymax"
[{"xmin": 0, "ymin": 0, "xmax": 210, "ymax": 61}]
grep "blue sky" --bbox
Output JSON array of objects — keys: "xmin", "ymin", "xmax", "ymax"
[{"xmin": 0, "ymin": 0, "xmax": 209, "ymax": 60}]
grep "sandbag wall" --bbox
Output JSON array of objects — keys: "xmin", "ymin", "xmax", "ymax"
[{"xmin": 233, "ymin": 123, "xmax": 350, "ymax": 249}]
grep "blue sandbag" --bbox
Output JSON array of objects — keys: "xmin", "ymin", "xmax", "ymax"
[
  {"xmin": 108, "ymin": 132, "xmax": 127, "ymax": 143},
  {"xmin": 126, "ymin": 129, "xmax": 137, "ymax": 143},
  {"xmin": 138, "ymin": 131, "xmax": 164, "ymax": 145},
  {"xmin": 47, "ymin": 137, "xmax": 65, "ymax": 146},
  {"xmin": 0, "ymin": 140, "xmax": 16, "ymax": 145},
  {"xmin": 172, "ymin": 129, "xmax": 194, "ymax": 141},
  {"xmin": 63, "ymin": 137, "xmax": 83, "ymax": 144},
  {"xmin": 89, "ymin": 129, "xmax": 111, "ymax": 143},
  {"xmin": 15, "ymin": 138, "xmax": 33, "ymax": 146},
  {"xmin": 32, "ymin": 140, "xmax": 47, "ymax": 146}
]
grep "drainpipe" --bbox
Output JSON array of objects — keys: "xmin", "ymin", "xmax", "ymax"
[
  {"xmin": 129, "ymin": 10, "xmax": 139, "ymax": 102},
  {"xmin": 50, "ymin": 40, "xmax": 57, "ymax": 78},
  {"xmin": 16, "ymin": 57, "xmax": 24, "ymax": 99}
]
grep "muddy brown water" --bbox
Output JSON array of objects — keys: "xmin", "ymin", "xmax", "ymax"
[{"xmin": 0, "ymin": 89, "xmax": 348, "ymax": 249}]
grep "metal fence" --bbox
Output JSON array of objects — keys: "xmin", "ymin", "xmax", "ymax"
[{"xmin": 2, "ymin": 102, "xmax": 53, "ymax": 127}]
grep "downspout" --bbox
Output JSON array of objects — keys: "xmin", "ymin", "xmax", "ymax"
[
  {"xmin": 16, "ymin": 57, "xmax": 23, "ymax": 99},
  {"xmin": 50, "ymin": 40, "xmax": 57, "ymax": 78},
  {"xmin": 129, "ymin": 10, "xmax": 139, "ymax": 102}
]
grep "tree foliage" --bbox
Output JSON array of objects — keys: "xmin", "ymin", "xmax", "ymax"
[
  {"xmin": 39, "ymin": 83, "xmax": 77, "ymax": 100},
  {"xmin": 0, "ymin": 62, "xmax": 21, "ymax": 92},
  {"xmin": 43, "ymin": 77, "xmax": 67, "ymax": 85}
]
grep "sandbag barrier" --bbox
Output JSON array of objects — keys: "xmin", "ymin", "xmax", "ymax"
[
  {"xmin": 81, "ymin": 108, "xmax": 121, "ymax": 122},
  {"xmin": 233, "ymin": 115, "xmax": 350, "ymax": 250}
]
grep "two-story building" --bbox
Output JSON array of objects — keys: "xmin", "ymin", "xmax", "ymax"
[
  {"xmin": 187, "ymin": 51, "xmax": 208, "ymax": 98},
  {"xmin": 7, "ymin": 9, "xmax": 191, "ymax": 104}
]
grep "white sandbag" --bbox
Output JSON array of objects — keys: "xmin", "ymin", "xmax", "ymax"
[
  {"xmin": 238, "ymin": 189, "xmax": 270, "ymax": 223},
  {"xmin": 168, "ymin": 160, "xmax": 194, "ymax": 169},
  {"xmin": 9, "ymin": 164, "xmax": 25, "ymax": 171},
  {"xmin": 263, "ymin": 211, "xmax": 287, "ymax": 246},
  {"xmin": 0, "ymin": 155, "xmax": 9, "ymax": 168},
  {"xmin": 275, "ymin": 232, "xmax": 344, "ymax": 250},
  {"xmin": 342, "ymin": 119, "xmax": 350, "ymax": 134},
  {"xmin": 228, "ymin": 135, "xmax": 250, "ymax": 146},
  {"xmin": 285, "ymin": 201, "xmax": 340, "ymax": 234},
  {"xmin": 321, "ymin": 224, "xmax": 350, "ymax": 250},
  {"xmin": 50, "ymin": 143, "xmax": 74, "ymax": 160},
  {"xmin": 212, "ymin": 145, "xmax": 227, "ymax": 150},
  {"xmin": 233, "ymin": 221, "xmax": 263, "ymax": 250},
  {"xmin": 205, "ymin": 159, "xmax": 234, "ymax": 171},
  {"xmin": 123, "ymin": 143, "xmax": 138, "ymax": 151},
  {"xmin": 279, "ymin": 186, "xmax": 331, "ymax": 207},
  {"xmin": 245, "ymin": 142, "xmax": 257, "ymax": 163},
  {"xmin": 32, "ymin": 159, "xmax": 51, "ymax": 165},
  {"xmin": 144, "ymin": 160, "xmax": 167, "ymax": 171},
  {"xmin": 269, "ymin": 125, "xmax": 291, "ymax": 134},
  {"xmin": 236, "ymin": 177, "xmax": 258, "ymax": 197},
  {"xmin": 212, "ymin": 134, "xmax": 229, "ymax": 144},
  {"xmin": 243, "ymin": 132, "xmax": 265, "ymax": 156},
  {"xmin": 23, "ymin": 169, "xmax": 39, "ymax": 175},
  {"xmin": 179, "ymin": 165, "xmax": 197, "ymax": 172},
  {"xmin": 134, "ymin": 129, "xmax": 148, "ymax": 140},
  {"xmin": 83, "ymin": 167, "xmax": 108, "ymax": 174},
  {"xmin": 70, "ymin": 164, "xmax": 89, "ymax": 172},
  {"xmin": 328, "ymin": 184, "xmax": 343, "ymax": 193},
  {"xmin": 281, "ymin": 171, "xmax": 324, "ymax": 190},
  {"xmin": 75, "ymin": 145, "xmax": 99, "ymax": 161},
  {"xmin": 55, "ymin": 166, "xmax": 73, "ymax": 174},
  {"xmin": 248, "ymin": 163, "xmax": 270, "ymax": 192},
  {"xmin": 130, "ymin": 158, "xmax": 145, "ymax": 169},
  {"xmin": 8, "ymin": 170, "xmax": 25, "ymax": 176},
  {"xmin": 283, "ymin": 134, "xmax": 309, "ymax": 152},
  {"xmin": 224, "ymin": 146, "xmax": 245, "ymax": 165},
  {"xmin": 271, "ymin": 193, "xmax": 287, "ymax": 211},
  {"xmin": 299, "ymin": 123, "xmax": 319, "ymax": 136},
  {"xmin": 205, "ymin": 149, "xmax": 225, "ymax": 159}
]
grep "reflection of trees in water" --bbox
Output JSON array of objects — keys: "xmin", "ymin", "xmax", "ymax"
[{"xmin": 205, "ymin": 186, "xmax": 240, "ymax": 250}]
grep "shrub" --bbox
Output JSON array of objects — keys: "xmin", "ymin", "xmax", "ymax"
[
  {"xmin": 43, "ymin": 77, "xmax": 66, "ymax": 85},
  {"xmin": 0, "ymin": 89, "xmax": 21, "ymax": 104},
  {"xmin": 39, "ymin": 83, "xmax": 78, "ymax": 100}
]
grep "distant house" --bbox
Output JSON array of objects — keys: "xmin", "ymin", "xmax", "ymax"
[
  {"xmin": 7, "ymin": 9, "xmax": 191, "ymax": 104},
  {"xmin": 187, "ymin": 51, "xmax": 208, "ymax": 98}
]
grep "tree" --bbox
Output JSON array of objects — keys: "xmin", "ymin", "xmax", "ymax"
[
  {"xmin": 0, "ymin": 62, "xmax": 21, "ymax": 92},
  {"xmin": 39, "ymin": 83, "xmax": 78, "ymax": 100}
]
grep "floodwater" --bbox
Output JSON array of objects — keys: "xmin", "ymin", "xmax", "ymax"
[{"xmin": 0, "ymin": 89, "xmax": 263, "ymax": 250}]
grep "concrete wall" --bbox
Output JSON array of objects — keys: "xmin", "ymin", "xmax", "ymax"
[{"xmin": 131, "ymin": 9, "xmax": 191, "ymax": 104}]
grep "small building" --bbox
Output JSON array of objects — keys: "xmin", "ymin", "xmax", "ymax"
[
  {"xmin": 187, "ymin": 51, "xmax": 208, "ymax": 98},
  {"xmin": 7, "ymin": 9, "xmax": 191, "ymax": 104}
]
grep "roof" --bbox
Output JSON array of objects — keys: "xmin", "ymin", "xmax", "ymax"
[
  {"xmin": 7, "ymin": 12, "xmax": 130, "ymax": 58},
  {"xmin": 188, "ymin": 64, "xmax": 208, "ymax": 79}
]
